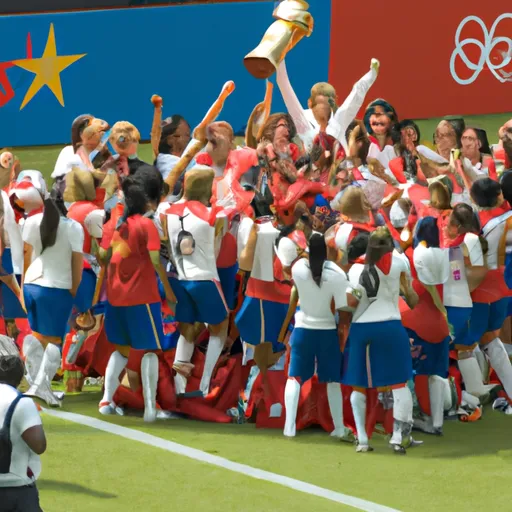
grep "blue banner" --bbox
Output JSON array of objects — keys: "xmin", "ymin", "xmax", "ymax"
[{"xmin": 0, "ymin": 1, "xmax": 331, "ymax": 146}]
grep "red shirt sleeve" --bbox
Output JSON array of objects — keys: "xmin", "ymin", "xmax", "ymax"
[
  {"xmin": 101, "ymin": 218, "xmax": 115, "ymax": 250},
  {"xmin": 143, "ymin": 218, "xmax": 161, "ymax": 252}
]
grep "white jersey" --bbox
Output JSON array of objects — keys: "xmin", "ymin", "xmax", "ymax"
[
  {"xmin": 167, "ymin": 205, "xmax": 222, "ymax": 281},
  {"xmin": 237, "ymin": 217, "xmax": 279, "ymax": 282},
  {"xmin": 23, "ymin": 214, "xmax": 84, "ymax": 289},
  {"xmin": 349, "ymin": 252, "xmax": 410, "ymax": 323},
  {"xmin": 292, "ymin": 259, "xmax": 349, "ymax": 330},
  {"xmin": 0, "ymin": 384, "xmax": 42, "ymax": 487},
  {"xmin": 481, "ymin": 210, "xmax": 512, "ymax": 270},
  {"xmin": 413, "ymin": 244, "xmax": 450, "ymax": 286},
  {"xmin": 1, "ymin": 191, "xmax": 23, "ymax": 274}
]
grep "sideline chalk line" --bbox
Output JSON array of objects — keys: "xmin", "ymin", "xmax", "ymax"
[{"xmin": 43, "ymin": 409, "xmax": 401, "ymax": 512}]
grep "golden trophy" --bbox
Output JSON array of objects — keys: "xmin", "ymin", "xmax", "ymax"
[{"xmin": 244, "ymin": 0, "xmax": 314, "ymax": 79}]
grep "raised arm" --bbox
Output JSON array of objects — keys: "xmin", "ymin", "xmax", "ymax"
[
  {"xmin": 276, "ymin": 60, "xmax": 315, "ymax": 149},
  {"xmin": 327, "ymin": 59, "xmax": 380, "ymax": 152}
]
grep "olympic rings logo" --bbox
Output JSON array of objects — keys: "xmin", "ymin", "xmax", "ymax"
[{"xmin": 450, "ymin": 14, "xmax": 512, "ymax": 85}]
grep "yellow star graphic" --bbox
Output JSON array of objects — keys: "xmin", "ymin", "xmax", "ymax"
[
  {"xmin": 111, "ymin": 235, "xmax": 131, "ymax": 259},
  {"xmin": 13, "ymin": 24, "xmax": 86, "ymax": 111}
]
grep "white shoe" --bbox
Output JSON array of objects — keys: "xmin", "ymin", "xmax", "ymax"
[
  {"xmin": 356, "ymin": 443, "xmax": 374, "ymax": 453},
  {"xmin": 26, "ymin": 380, "xmax": 62, "ymax": 408},
  {"xmin": 330, "ymin": 427, "xmax": 355, "ymax": 443},
  {"xmin": 98, "ymin": 402, "xmax": 124, "ymax": 416},
  {"xmin": 156, "ymin": 410, "xmax": 181, "ymax": 420},
  {"xmin": 492, "ymin": 397, "xmax": 512, "ymax": 415}
]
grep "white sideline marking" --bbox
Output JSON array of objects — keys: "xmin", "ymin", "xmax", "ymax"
[{"xmin": 43, "ymin": 409, "xmax": 400, "ymax": 512}]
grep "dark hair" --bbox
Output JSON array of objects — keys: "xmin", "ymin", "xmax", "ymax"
[
  {"xmin": 295, "ymin": 154, "xmax": 313, "ymax": 173},
  {"xmin": 128, "ymin": 157, "xmax": 148, "ymax": 176},
  {"xmin": 133, "ymin": 164, "xmax": 163, "ymax": 206},
  {"xmin": 500, "ymin": 170, "xmax": 512, "ymax": 206},
  {"xmin": 450, "ymin": 203, "xmax": 488, "ymax": 254},
  {"xmin": 413, "ymin": 216, "xmax": 439, "ymax": 248},
  {"xmin": 308, "ymin": 233, "xmax": 327, "ymax": 286},
  {"xmin": 392, "ymin": 119, "xmax": 421, "ymax": 145},
  {"xmin": 0, "ymin": 355, "xmax": 24, "ymax": 388},
  {"xmin": 259, "ymin": 113, "xmax": 298, "ymax": 143},
  {"xmin": 450, "ymin": 204, "xmax": 479, "ymax": 233},
  {"xmin": 158, "ymin": 115, "xmax": 189, "ymax": 155},
  {"xmin": 470, "ymin": 178, "xmax": 502, "ymax": 208},
  {"xmin": 464, "ymin": 127, "xmax": 491, "ymax": 155},
  {"xmin": 40, "ymin": 198, "xmax": 61, "ymax": 253},
  {"xmin": 347, "ymin": 232, "xmax": 370, "ymax": 262},
  {"xmin": 121, "ymin": 175, "xmax": 148, "ymax": 221}
]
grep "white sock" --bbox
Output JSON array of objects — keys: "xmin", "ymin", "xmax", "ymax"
[
  {"xmin": 350, "ymin": 391, "xmax": 368, "ymax": 446},
  {"xmin": 200, "ymin": 335, "xmax": 225, "ymax": 395},
  {"xmin": 483, "ymin": 338, "xmax": 512, "ymax": 399},
  {"xmin": 392, "ymin": 386, "xmax": 413, "ymax": 424},
  {"xmin": 473, "ymin": 345, "xmax": 489, "ymax": 382},
  {"xmin": 283, "ymin": 378, "xmax": 300, "ymax": 437},
  {"xmin": 458, "ymin": 356, "xmax": 487, "ymax": 397},
  {"xmin": 141, "ymin": 353, "xmax": 158, "ymax": 422},
  {"xmin": 326, "ymin": 382, "xmax": 344, "ymax": 434},
  {"xmin": 428, "ymin": 376, "xmax": 445, "ymax": 429},
  {"xmin": 174, "ymin": 335, "xmax": 195, "ymax": 395},
  {"xmin": 23, "ymin": 335, "xmax": 43, "ymax": 386},
  {"xmin": 31, "ymin": 343, "xmax": 61, "ymax": 389},
  {"xmin": 101, "ymin": 351, "xmax": 128, "ymax": 405}
]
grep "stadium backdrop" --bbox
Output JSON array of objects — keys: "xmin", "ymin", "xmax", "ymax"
[{"xmin": 0, "ymin": 0, "xmax": 510, "ymax": 146}]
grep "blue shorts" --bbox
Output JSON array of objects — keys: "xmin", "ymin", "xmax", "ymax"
[
  {"xmin": 217, "ymin": 263, "xmax": 239, "ymax": 311},
  {"xmin": 0, "ymin": 248, "xmax": 14, "ymax": 276},
  {"xmin": 171, "ymin": 279, "xmax": 228, "ymax": 326},
  {"xmin": 105, "ymin": 301, "xmax": 169, "ymax": 351},
  {"xmin": 470, "ymin": 299, "xmax": 509, "ymax": 342},
  {"xmin": 73, "ymin": 268, "xmax": 97, "ymax": 314},
  {"xmin": 446, "ymin": 306, "xmax": 472, "ymax": 348},
  {"xmin": 408, "ymin": 329, "xmax": 449, "ymax": 377},
  {"xmin": 235, "ymin": 296, "xmax": 287, "ymax": 353},
  {"xmin": 342, "ymin": 320, "xmax": 412, "ymax": 389},
  {"xmin": 0, "ymin": 275, "xmax": 26, "ymax": 319},
  {"xmin": 24, "ymin": 284, "xmax": 73, "ymax": 338},
  {"xmin": 289, "ymin": 327, "xmax": 342, "ymax": 383}
]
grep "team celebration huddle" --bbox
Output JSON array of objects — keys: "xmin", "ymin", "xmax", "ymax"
[{"xmin": 0, "ymin": 8, "xmax": 512, "ymax": 509}]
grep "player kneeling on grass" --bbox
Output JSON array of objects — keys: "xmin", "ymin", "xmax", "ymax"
[
  {"xmin": 99, "ymin": 173, "xmax": 177, "ymax": 422},
  {"xmin": 0, "ymin": 345, "xmax": 47, "ymax": 512}
]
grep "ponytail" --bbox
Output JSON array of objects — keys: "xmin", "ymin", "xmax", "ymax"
[
  {"xmin": 308, "ymin": 233, "xmax": 327, "ymax": 287},
  {"xmin": 118, "ymin": 175, "xmax": 147, "ymax": 228},
  {"xmin": 40, "ymin": 198, "xmax": 61, "ymax": 253}
]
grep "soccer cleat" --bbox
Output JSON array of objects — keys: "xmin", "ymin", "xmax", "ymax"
[
  {"xmin": 26, "ymin": 379, "xmax": 62, "ymax": 408},
  {"xmin": 98, "ymin": 401, "xmax": 124, "ymax": 416},
  {"xmin": 356, "ymin": 443, "xmax": 374, "ymax": 453},
  {"xmin": 492, "ymin": 397, "xmax": 512, "ymax": 415},
  {"xmin": 331, "ymin": 427, "xmax": 355, "ymax": 443}
]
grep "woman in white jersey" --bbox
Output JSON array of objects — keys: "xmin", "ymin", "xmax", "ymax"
[
  {"xmin": 21, "ymin": 197, "xmax": 84, "ymax": 406},
  {"xmin": 343, "ymin": 227, "xmax": 420, "ymax": 454},
  {"xmin": 282, "ymin": 233, "xmax": 355, "ymax": 441}
]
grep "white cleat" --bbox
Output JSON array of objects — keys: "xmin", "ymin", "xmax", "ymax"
[
  {"xmin": 356, "ymin": 443, "xmax": 374, "ymax": 453},
  {"xmin": 156, "ymin": 410, "xmax": 181, "ymax": 420},
  {"xmin": 26, "ymin": 381, "xmax": 62, "ymax": 408},
  {"xmin": 98, "ymin": 402, "xmax": 124, "ymax": 416},
  {"xmin": 493, "ymin": 397, "xmax": 512, "ymax": 415},
  {"xmin": 330, "ymin": 427, "xmax": 355, "ymax": 443}
]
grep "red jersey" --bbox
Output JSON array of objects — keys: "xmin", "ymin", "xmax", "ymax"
[{"xmin": 107, "ymin": 215, "xmax": 161, "ymax": 307}]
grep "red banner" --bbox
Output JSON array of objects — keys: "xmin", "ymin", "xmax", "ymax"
[{"xmin": 329, "ymin": 2, "xmax": 512, "ymax": 119}]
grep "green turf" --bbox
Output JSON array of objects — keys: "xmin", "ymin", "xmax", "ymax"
[
  {"xmin": 40, "ymin": 414, "xmax": 356, "ymax": 512},
  {"xmin": 40, "ymin": 390, "xmax": 512, "ymax": 512},
  {"xmin": 9, "ymin": 112, "xmax": 512, "ymax": 184}
]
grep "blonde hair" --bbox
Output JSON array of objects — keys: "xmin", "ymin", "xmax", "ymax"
[
  {"xmin": 110, "ymin": 121, "xmax": 140, "ymax": 151},
  {"xmin": 337, "ymin": 186, "xmax": 371, "ymax": 222},
  {"xmin": 208, "ymin": 121, "xmax": 234, "ymax": 142},
  {"xmin": 310, "ymin": 82, "xmax": 336, "ymax": 106}
]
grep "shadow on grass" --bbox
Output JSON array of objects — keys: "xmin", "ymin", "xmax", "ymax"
[
  {"xmin": 57, "ymin": 391, "xmax": 512, "ymax": 461},
  {"xmin": 38, "ymin": 480, "xmax": 117, "ymax": 499}
]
